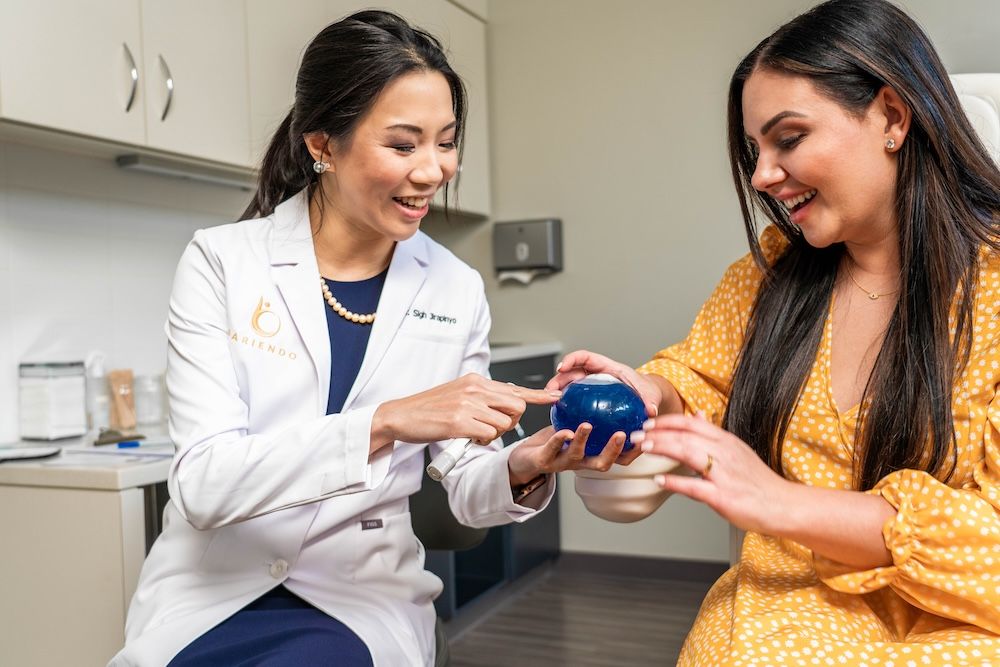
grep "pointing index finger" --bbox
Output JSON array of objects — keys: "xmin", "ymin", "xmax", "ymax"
[{"xmin": 507, "ymin": 383, "xmax": 563, "ymax": 405}]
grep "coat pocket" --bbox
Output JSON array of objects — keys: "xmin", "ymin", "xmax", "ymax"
[{"xmin": 353, "ymin": 511, "xmax": 441, "ymax": 604}]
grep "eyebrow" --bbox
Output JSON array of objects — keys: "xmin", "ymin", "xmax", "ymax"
[
  {"xmin": 759, "ymin": 111, "xmax": 807, "ymax": 136},
  {"xmin": 385, "ymin": 121, "xmax": 458, "ymax": 135}
]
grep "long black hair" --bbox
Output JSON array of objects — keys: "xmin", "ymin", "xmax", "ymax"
[
  {"xmin": 723, "ymin": 0, "xmax": 1000, "ymax": 490},
  {"xmin": 241, "ymin": 10, "xmax": 467, "ymax": 220}
]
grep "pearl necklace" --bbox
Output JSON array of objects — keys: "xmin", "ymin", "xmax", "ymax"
[
  {"xmin": 844, "ymin": 262, "xmax": 898, "ymax": 301},
  {"xmin": 320, "ymin": 277, "xmax": 376, "ymax": 324}
]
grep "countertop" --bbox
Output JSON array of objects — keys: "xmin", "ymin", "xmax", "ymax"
[
  {"xmin": 0, "ymin": 431, "xmax": 172, "ymax": 491},
  {"xmin": 489, "ymin": 341, "xmax": 562, "ymax": 364}
]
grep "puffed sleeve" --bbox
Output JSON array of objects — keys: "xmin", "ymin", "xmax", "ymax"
[
  {"xmin": 814, "ymin": 400, "xmax": 1000, "ymax": 634},
  {"xmin": 435, "ymin": 272, "xmax": 556, "ymax": 527},
  {"xmin": 637, "ymin": 226, "xmax": 787, "ymax": 423}
]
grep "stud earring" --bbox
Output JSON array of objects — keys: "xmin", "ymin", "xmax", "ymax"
[
  {"xmin": 885, "ymin": 138, "xmax": 896, "ymax": 151},
  {"xmin": 312, "ymin": 160, "xmax": 329, "ymax": 174}
]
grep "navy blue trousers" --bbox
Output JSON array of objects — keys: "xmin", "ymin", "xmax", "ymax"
[{"xmin": 167, "ymin": 587, "xmax": 374, "ymax": 666}]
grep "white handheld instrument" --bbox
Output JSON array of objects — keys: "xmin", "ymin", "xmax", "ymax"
[{"xmin": 426, "ymin": 438, "xmax": 475, "ymax": 481}]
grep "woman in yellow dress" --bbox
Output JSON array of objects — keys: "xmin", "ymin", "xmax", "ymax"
[{"xmin": 551, "ymin": 0, "xmax": 1000, "ymax": 663}]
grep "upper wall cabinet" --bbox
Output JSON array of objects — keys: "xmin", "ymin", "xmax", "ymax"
[
  {"xmin": 245, "ymin": 0, "xmax": 492, "ymax": 218},
  {"xmin": 448, "ymin": 0, "xmax": 487, "ymax": 21},
  {"xmin": 140, "ymin": 0, "xmax": 251, "ymax": 166},
  {"xmin": 0, "ymin": 0, "xmax": 252, "ymax": 167},
  {"xmin": 245, "ymin": 0, "xmax": 333, "ymax": 165},
  {"xmin": 391, "ymin": 0, "xmax": 492, "ymax": 218},
  {"xmin": 0, "ymin": 0, "xmax": 146, "ymax": 146}
]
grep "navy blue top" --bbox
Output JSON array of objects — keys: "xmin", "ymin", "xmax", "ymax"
[{"xmin": 324, "ymin": 270, "xmax": 389, "ymax": 415}]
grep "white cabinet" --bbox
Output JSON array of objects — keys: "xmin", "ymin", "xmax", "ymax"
[
  {"xmin": 0, "ymin": 0, "xmax": 146, "ymax": 145},
  {"xmin": 244, "ymin": 0, "xmax": 492, "ymax": 217},
  {"xmin": 447, "ymin": 0, "xmax": 487, "ymax": 22},
  {"xmin": 0, "ymin": 0, "xmax": 252, "ymax": 167},
  {"xmin": 0, "ymin": 452, "xmax": 168, "ymax": 667},
  {"xmin": 140, "ymin": 0, "xmax": 252, "ymax": 166},
  {"xmin": 246, "ymin": 0, "xmax": 334, "ymax": 165},
  {"xmin": 392, "ymin": 0, "xmax": 492, "ymax": 218}
]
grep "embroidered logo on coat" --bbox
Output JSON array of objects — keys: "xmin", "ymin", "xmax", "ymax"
[{"xmin": 251, "ymin": 297, "xmax": 281, "ymax": 337}]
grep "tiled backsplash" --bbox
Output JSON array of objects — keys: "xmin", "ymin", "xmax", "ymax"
[{"xmin": 0, "ymin": 140, "xmax": 249, "ymax": 443}]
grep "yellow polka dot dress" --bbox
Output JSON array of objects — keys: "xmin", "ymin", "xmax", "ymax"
[{"xmin": 638, "ymin": 227, "xmax": 1000, "ymax": 666}]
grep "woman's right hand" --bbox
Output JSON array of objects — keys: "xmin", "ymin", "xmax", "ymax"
[
  {"xmin": 370, "ymin": 373, "xmax": 562, "ymax": 452},
  {"xmin": 546, "ymin": 349, "xmax": 663, "ymax": 418}
]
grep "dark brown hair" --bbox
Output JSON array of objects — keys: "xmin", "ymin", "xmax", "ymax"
[
  {"xmin": 241, "ymin": 10, "xmax": 467, "ymax": 220},
  {"xmin": 723, "ymin": 0, "xmax": 1000, "ymax": 490}
]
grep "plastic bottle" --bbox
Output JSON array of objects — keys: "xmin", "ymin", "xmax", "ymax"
[{"xmin": 85, "ymin": 350, "xmax": 110, "ymax": 432}]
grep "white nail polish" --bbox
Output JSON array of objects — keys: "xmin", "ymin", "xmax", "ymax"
[
  {"xmin": 640, "ymin": 443, "xmax": 652, "ymax": 452},
  {"xmin": 653, "ymin": 474, "xmax": 665, "ymax": 485},
  {"xmin": 642, "ymin": 418, "xmax": 655, "ymax": 430}
]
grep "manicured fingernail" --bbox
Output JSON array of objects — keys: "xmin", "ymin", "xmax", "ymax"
[
  {"xmin": 629, "ymin": 430, "xmax": 645, "ymax": 444},
  {"xmin": 640, "ymin": 442, "xmax": 653, "ymax": 452},
  {"xmin": 556, "ymin": 362, "xmax": 563, "ymax": 371},
  {"xmin": 548, "ymin": 390, "xmax": 563, "ymax": 397},
  {"xmin": 653, "ymin": 474, "xmax": 666, "ymax": 486},
  {"xmin": 642, "ymin": 418, "xmax": 655, "ymax": 430}
]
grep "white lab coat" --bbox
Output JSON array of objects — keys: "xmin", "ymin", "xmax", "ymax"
[{"xmin": 111, "ymin": 190, "xmax": 555, "ymax": 667}]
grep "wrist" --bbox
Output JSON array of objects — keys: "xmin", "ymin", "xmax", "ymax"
[
  {"xmin": 643, "ymin": 373, "xmax": 682, "ymax": 415},
  {"xmin": 370, "ymin": 402, "xmax": 398, "ymax": 454},
  {"xmin": 507, "ymin": 448, "xmax": 539, "ymax": 486},
  {"xmin": 761, "ymin": 478, "xmax": 805, "ymax": 538}
]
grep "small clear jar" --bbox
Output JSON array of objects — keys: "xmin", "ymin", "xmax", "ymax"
[{"xmin": 133, "ymin": 374, "xmax": 166, "ymax": 426}]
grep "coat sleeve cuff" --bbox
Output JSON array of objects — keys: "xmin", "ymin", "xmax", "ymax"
[{"xmin": 319, "ymin": 404, "xmax": 391, "ymax": 495}]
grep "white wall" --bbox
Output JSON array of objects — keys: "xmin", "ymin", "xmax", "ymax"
[
  {"xmin": 451, "ymin": 0, "xmax": 1000, "ymax": 561},
  {"xmin": 0, "ymin": 140, "xmax": 248, "ymax": 443}
]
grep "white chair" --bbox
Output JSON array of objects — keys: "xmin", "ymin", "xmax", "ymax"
[{"xmin": 951, "ymin": 73, "xmax": 1000, "ymax": 165}]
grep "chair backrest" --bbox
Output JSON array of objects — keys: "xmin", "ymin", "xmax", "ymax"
[
  {"xmin": 410, "ymin": 449, "xmax": 488, "ymax": 551},
  {"xmin": 951, "ymin": 73, "xmax": 1000, "ymax": 165}
]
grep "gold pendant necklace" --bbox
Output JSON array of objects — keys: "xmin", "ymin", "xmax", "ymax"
[
  {"xmin": 320, "ymin": 277, "xmax": 376, "ymax": 324},
  {"xmin": 844, "ymin": 261, "xmax": 898, "ymax": 301}
]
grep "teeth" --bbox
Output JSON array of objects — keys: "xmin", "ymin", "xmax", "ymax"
[
  {"xmin": 780, "ymin": 189, "xmax": 816, "ymax": 210},
  {"xmin": 396, "ymin": 196, "xmax": 428, "ymax": 208}
]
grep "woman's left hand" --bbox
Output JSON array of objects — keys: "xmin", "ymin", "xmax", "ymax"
[
  {"xmin": 630, "ymin": 413, "xmax": 794, "ymax": 534},
  {"xmin": 507, "ymin": 424, "xmax": 643, "ymax": 486}
]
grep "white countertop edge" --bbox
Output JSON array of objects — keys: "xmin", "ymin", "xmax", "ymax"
[
  {"xmin": 0, "ymin": 455, "xmax": 171, "ymax": 490},
  {"xmin": 0, "ymin": 430, "xmax": 173, "ymax": 490},
  {"xmin": 489, "ymin": 341, "xmax": 563, "ymax": 364}
]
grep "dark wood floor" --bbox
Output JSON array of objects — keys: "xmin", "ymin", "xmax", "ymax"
[{"xmin": 446, "ymin": 562, "xmax": 714, "ymax": 666}]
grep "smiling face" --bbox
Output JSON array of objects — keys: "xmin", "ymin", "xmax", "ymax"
[
  {"xmin": 741, "ymin": 68, "xmax": 901, "ymax": 250},
  {"xmin": 316, "ymin": 69, "xmax": 459, "ymax": 242}
]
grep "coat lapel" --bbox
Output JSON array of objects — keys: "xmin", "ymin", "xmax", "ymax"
[
  {"xmin": 269, "ymin": 193, "xmax": 331, "ymax": 414},
  {"xmin": 343, "ymin": 234, "xmax": 428, "ymax": 410}
]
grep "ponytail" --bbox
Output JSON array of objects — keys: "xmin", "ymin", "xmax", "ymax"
[{"xmin": 240, "ymin": 111, "xmax": 315, "ymax": 220}]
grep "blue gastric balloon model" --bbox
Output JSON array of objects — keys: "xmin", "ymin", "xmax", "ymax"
[{"xmin": 550, "ymin": 374, "xmax": 647, "ymax": 456}]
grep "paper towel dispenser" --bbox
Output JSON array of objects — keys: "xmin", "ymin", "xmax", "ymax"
[{"xmin": 492, "ymin": 219, "xmax": 563, "ymax": 272}]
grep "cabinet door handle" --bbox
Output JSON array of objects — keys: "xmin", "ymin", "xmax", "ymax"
[
  {"xmin": 523, "ymin": 373, "xmax": 546, "ymax": 384},
  {"xmin": 122, "ymin": 42, "xmax": 138, "ymax": 112},
  {"xmin": 157, "ymin": 55, "xmax": 174, "ymax": 121}
]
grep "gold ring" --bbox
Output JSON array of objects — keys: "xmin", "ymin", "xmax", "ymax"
[{"xmin": 701, "ymin": 453, "xmax": 714, "ymax": 478}]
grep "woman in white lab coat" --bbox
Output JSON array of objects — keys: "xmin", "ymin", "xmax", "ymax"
[{"xmin": 111, "ymin": 10, "xmax": 638, "ymax": 667}]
